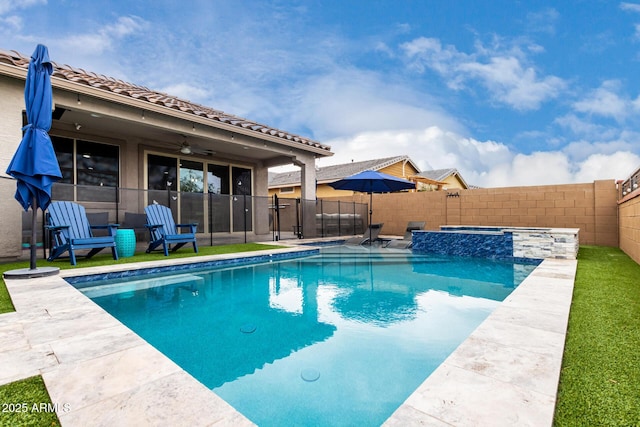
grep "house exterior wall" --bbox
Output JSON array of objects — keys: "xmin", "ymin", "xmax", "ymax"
[
  {"xmin": 269, "ymin": 161, "xmax": 421, "ymax": 199},
  {"xmin": 442, "ymin": 175, "xmax": 465, "ymax": 190},
  {"xmin": 326, "ymin": 180, "xmax": 618, "ymax": 247},
  {"xmin": 0, "ymin": 177, "xmax": 24, "ymax": 261},
  {"xmin": 378, "ymin": 162, "xmax": 419, "ymax": 178},
  {"xmin": 0, "ymin": 76, "xmax": 27, "ymax": 260},
  {"xmin": 0, "ymin": 74, "xmax": 304, "ymax": 261},
  {"xmin": 619, "ymin": 190, "xmax": 640, "ymax": 264}
]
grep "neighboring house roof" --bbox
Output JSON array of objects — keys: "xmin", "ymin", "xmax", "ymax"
[
  {"xmin": 413, "ymin": 168, "xmax": 470, "ymax": 189},
  {"xmin": 0, "ymin": 48, "xmax": 330, "ymax": 154},
  {"xmin": 269, "ymin": 155, "xmax": 420, "ymax": 188}
]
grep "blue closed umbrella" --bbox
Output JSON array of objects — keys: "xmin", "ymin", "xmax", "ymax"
[
  {"xmin": 5, "ymin": 44, "xmax": 62, "ymax": 272},
  {"xmin": 329, "ymin": 170, "xmax": 415, "ymax": 243}
]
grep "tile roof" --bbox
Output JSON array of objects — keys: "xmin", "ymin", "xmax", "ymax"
[
  {"xmin": 269, "ymin": 155, "xmax": 418, "ymax": 187},
  {"xmin": 0, "ymin": 48, "xmax": 330, "ymax": 153},
  {"xmin": 414, "ymin": 168, "xmax": 470, "ymax": 188},
  {"xmin": 416, "ymin": 168, "xmax": 457, "ymax": 182}
]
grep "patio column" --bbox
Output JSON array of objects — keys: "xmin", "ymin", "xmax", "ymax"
[
  {"xmin": 293, "ymin": 154, "xmax": 317, "ymax": 201},
  {"xmin": 293, "ymin": 154, "xmax": 317, "ymax": 238}
]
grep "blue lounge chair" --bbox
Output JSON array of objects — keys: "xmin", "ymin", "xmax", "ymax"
[
  {"xmin": 46, "ymin": 201, "xmax": 118, "ymax": 266},
  {"xmin": 144, "ymin": 204, "xmax": 198, "ymax": 256}
]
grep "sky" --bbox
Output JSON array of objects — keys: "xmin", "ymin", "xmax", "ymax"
[{"xmin": 2, "ymin": 0, "xmax": 640, "ymax": 187}]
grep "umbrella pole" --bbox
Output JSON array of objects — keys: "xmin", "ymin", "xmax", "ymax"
[
  {"xmin": 369, "ymin": 192, "xmax": 373, "ymax": 246},
  {"xmin": 30, "ymin": 195, "xmax": 38, "ymax": 270}
]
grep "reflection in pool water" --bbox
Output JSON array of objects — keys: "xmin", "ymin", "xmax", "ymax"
[{"xmin": 80, "ymin": 246, "xmax": 539, "ymax": 427}]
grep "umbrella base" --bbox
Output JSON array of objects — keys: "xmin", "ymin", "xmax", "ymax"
[{"xmin": 3, "ymin": 266, "xmax": 60, "ymax": 279}]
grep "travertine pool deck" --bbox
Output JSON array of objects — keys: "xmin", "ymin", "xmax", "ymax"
[{"xmin": 1, "ymin": 246, "xmax": 576, "ymax": 426}]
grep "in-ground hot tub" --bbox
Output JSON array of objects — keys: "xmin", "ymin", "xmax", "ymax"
[{"xmin": 412, "ymin": 225, "xmax": 579, "ymax": 260}]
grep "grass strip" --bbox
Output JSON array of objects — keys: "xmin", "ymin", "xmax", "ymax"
[
  {"xmin": 554, "ymin": 246, "xmax": 640, "ymax": 426},
  {"xmin": 0, "ymin": 242, "xmax": 286, "ymax": 314},
  {"xmin": 0, "ymin": 376, "xmax": 60, "ymax": 427}
]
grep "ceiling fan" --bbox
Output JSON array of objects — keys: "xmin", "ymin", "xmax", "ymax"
[
  {"xmin": 169, "ymin": 136, "xmax": 215, "ymax": 156},
  {"xmin": 179, "ymin": 140, "xmax": 193, "ymax": 155}
]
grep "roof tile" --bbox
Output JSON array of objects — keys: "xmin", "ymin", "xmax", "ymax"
[
  {"xmin": 0, "ymin": 48, "xmax": 330, "ymax": 153},
  {"xmin": 269, "ymin": 155, "xmax": 418, "ymax": 187}
]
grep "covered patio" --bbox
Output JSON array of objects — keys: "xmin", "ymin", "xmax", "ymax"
[{"xmin": 0, "ymin": 48, "xmax": 333, "ymax": 262}]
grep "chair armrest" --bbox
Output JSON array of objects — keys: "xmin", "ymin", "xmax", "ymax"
[
  {"xmin": 45, "ymin": 224, "xmax": 69, "ymax": 231},
  {"xmin": 176, "ymin": 223, "xmax": 197, "ymax": 233},
  {"xmin": 91, "ymin": 224, "xmax": 119, "ymax": 236},
  {"xmin": 145, "ymin": 224, "xmax": 165, "ymax": 238}
]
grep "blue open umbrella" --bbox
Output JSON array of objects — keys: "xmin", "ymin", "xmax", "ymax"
[
  {"xmin": 329, "ymin": 170, "xmax": 415, "ymax": 243},
  {"xmin": 5, "ymin": 44, "xmax": 62, "ymax": 273}
]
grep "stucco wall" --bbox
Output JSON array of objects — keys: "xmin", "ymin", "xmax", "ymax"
[
  {"xmin": 332, "ymin": 180, "xmax": 618, "ymax": 247},
  {"xmin": 0, "ymin": 76, "xmax": 27, "ymax": 260},
  {"xmin": 619, "ymin": 191, "xmax": 640, "ymax": 264},
  {"xmin": 0, "ymin": 177, "xmax": 24, "ymax": 261}
]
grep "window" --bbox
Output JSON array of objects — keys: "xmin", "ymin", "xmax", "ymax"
[
  {"xmin": 232, "ymin": 166, "xmax": 252, "ymax": 232},
  {"xmin": 51, "ymin": 137, "xmax": 120, "ymax": 202},
  {"xmin": 232, "ymin": 166, "xmax": 252, "ymax": 196},
  {"xmin": 179, "ymin": 160, "xmax": 204, "ymax": 193},
  {"xmin": 51, "ymin": 136, "xmax": 73, "ymax": 184},
  {"xmin": 147, "ymin": 154, "xmax": 177, "ymax": 190},
  {"xmin": 279, "ymin": 187, "xmax": 294, "ymax": 194},
  {"xmin": 77, "ymin": 140, "xmax": 119, "ymax": 187},
  {"xmin": 207, "ymin": 164, "xmax": 229, "ymax": 195},
  {"xmin": 146, "ymin": 153, "xmax": 253, "ymax": 234}
]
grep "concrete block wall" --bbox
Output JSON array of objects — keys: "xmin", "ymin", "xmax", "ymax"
[
  {"xmin": 327, "ymin": 180, "xmax": 618, "ymax": 247},
  {"xmin": 619, "ymin": 191, "xmax": 640, "ymax": 265}
]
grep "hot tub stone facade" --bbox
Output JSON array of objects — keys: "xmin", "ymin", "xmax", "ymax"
[{"xmin": 412, "ymin": 226, "xmax": 579, "ymax": 260}]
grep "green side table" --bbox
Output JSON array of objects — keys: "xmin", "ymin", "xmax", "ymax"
[{"xmin": 115, "ymin": 229, "xmax": 136, "ymax": 258}]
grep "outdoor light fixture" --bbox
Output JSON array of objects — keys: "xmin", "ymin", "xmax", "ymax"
[
  {"xmin": 180, "ymin": 142, "xmax": 192, "ymax": 155},
  {"xmin": 74, "ymin": 123, "xmax": 81, "ymax": 131},
  {"xmin": 141, "ymin": 110, "xmax": 145, "ymax": 120},
  {"xmin": 76, "ymin": 94, "xmax": 81, "ymax": 105}
]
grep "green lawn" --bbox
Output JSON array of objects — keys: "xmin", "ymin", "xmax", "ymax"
[
  {"xmin": 554, "ymin": 246, "xmax": 640, "ymax": 426},
  {"xmin": 1, "ymin": 245, "xmax": 639, "ymax": 425},
  {"xmin": 0, "ymin": 376, "xmax": 60, "ymax": 427}
]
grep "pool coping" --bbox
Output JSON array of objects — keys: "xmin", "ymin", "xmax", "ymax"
[{"xmin": 0, "ymin": 245, "xmax": 576, "ymax": 426}]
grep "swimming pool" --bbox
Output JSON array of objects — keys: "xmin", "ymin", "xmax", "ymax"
[{"xmin": 74, "ymin": 246, "xmax": 539, "ymax": 426}]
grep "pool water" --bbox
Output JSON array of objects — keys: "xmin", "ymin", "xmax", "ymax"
[{"xmin": 79, "ymin": 246, "xmax": 539, "ymax": 426}]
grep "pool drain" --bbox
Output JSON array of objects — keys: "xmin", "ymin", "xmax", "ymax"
[
  {"xmin": 240, "ymin": 324, "xmax": 256, "ymax": 333},
  {"xmin": 301, "ymin": 368, "xmax": 320, "ymax": 382}
]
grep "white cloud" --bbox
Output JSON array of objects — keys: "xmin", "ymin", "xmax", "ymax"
[
  {"xmin": 400, "ymin": 36, "xmax": 567, "ymax": 111},
  {"xmin": 317, "ymin": 127, "xmax": 639, "ymax": 188},
  {"xmin": 572, "ymin": 80, "xmax": 637, "ymax": 121},
  {"xmin": 61, "ymin": 16, "xmax": 149, "ymax": 55},
  {"xmin": 0, "ymin": 14, "xmax": 21, "ymax": 30},
  {"xmin": 0, "ymin": 0, "xmax": 46, "ymax": 16},
  {"xmin": 562, "ymin": 137, "xmax": 639, "ymax": 162},
  {"xmin": 574, "ymin": 151, "xmax": 640, "ymax": 182},
  {"xmin": 284, "ymin": 68, "xmax": 465, "ymax": 140},
  {"xmin": 0, "ymin": 0, "xmax": 46, "ymax": 33},
  {"xmin": 620, "ymin": 2, "xmax": 640, "ymax": 13},
  {"xmin": 554, "ymin": 114, "xmax": 621, "ymax": 141},
  {"xmin": 459, "ymin": 56, "xmax": 566, "ymax": 110},
  {"xmin": 525, "ymin": 8, "xmax": 559, "ymax": 35},
  {"xmin": 159, "ymin": 83, "xmax": 211, "ymax": 104}
]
